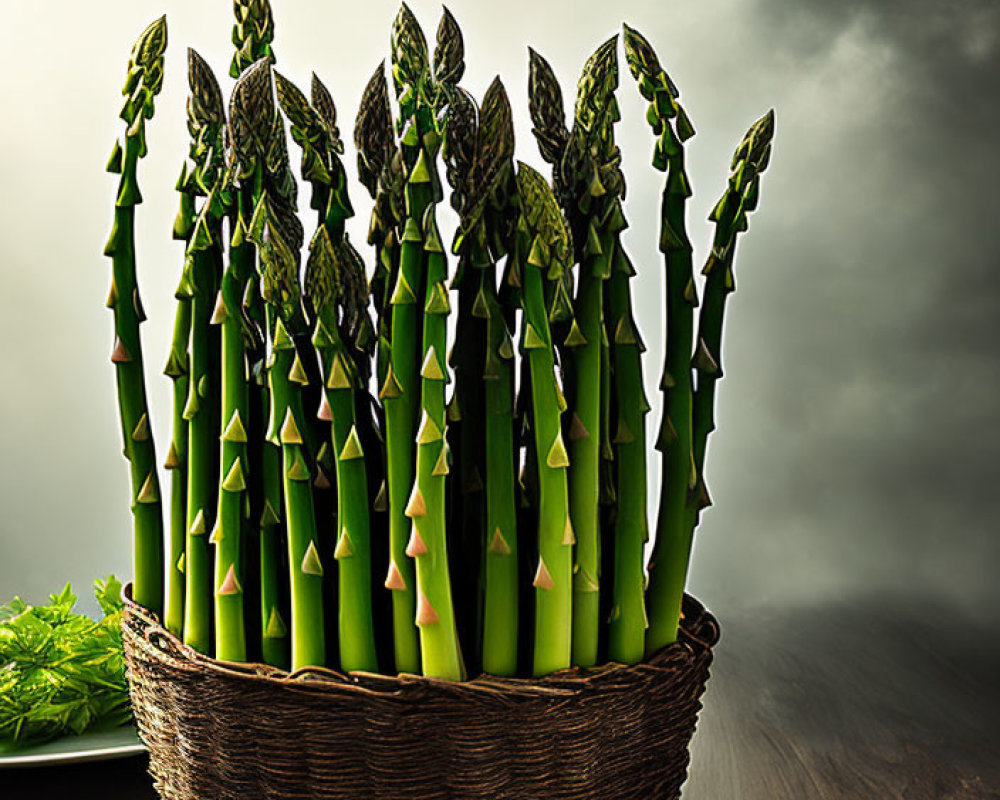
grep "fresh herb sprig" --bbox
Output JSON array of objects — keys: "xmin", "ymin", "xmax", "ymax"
[{"xmin": 0, "ymin": 577, "xmax": 132, "ymax": 747}]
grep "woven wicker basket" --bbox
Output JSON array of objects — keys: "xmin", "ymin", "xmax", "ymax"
[{"xmin": 122, "ymin": 588, "xmax": 718, "ymax": 800}]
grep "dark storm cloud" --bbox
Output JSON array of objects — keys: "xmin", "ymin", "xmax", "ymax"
[{"xmin": 689, "ymin": 0, "xmax": 1000, "ymax": 615}]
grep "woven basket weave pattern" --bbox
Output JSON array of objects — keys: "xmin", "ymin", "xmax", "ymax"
[{"xmin": 123, "ymin": 592, "xmax": 718, "ymax": 800}]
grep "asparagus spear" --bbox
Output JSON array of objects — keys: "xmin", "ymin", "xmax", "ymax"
[
  {"xmin": 355, "ymin": 62, "xmax": 417, "ymax": 673},
  {"xmin": 355, "ymin": 64, "xmax": 402, "ymax": 403},
  {"xmin": 684, "ymin": 111, "xmax": 775, "ymax": 538},
  {"xmin": 228, "ymin": 0, "xmax": 286, "ymax": 669},
  {"xmin": 234, "ymin": 58, "xmax": 325, "ymax": 671},
  {"xmin": 278, "ymin": 70, "xmax": 380, "ymax": 672},
  {"xmin": 443, "ymin": 79, "xmax": 519, "ymax": 675},
  {"xmin": 387, "ymin": 4, "xmax": 466, "ymax": 680},
  {"xmin": 622, "ymin": 25, "xmax": 699, "ymax": 653},
  {"xmin": 181, "ymin": 49, "xmax": 250, "ymax": 663},
  {"xmin": 308, "ymin": 233, "xmax": 379, "ymax": 672},
  {"xmin": 429, "ymin": 12, "xmax": 485, "ymax": 670},
  {"xmin": 179, "ymin": 47, "xmax": 231, "ymax": 655},
  {"xmin": 515, "ymin": 163, "xmax": 575, "ymax": 676},
  {"xmin": 606, "ymin": 238, "xmax": 651, "ymax": 664},
  {"xmin": 104, "ymin": 16, "xmax": 168, "ymax": 618},
  {"xmin": 409, "ymin": 202, "xmax": 465, "ymax": 680},
  {"xmin": 164, "ymin": 164, "xmax": 194, "ymax": 638},
  {"xmin": 531, "ymin": 40, "xmax": 625, "ymax": 667}
]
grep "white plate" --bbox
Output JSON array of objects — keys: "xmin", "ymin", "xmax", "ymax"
[{"xmin": 0, "ymin": 725, "xmax": 144, "ymax": 768}]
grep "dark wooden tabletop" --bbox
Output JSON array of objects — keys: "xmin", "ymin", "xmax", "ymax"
[{"xmin": 7, "ymin": 599, "xmax": 998, "ymax": 800}]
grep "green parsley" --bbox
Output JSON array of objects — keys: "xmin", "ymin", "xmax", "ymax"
[{"xmin": 0, "ymin": 576, "xmax": 132, "ymax": 746}]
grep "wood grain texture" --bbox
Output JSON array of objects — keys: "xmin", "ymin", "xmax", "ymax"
[{"xmin": 686, "ymin": 599, "xmax": 1000, "ymax": 799}]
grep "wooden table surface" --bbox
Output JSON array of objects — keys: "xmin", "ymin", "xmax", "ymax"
[{"xmin": 7, "ymin": 599, "xmax": 998, "ymax": 799}]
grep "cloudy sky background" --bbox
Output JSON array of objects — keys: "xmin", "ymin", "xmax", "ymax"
[{"xmin": 0, "ymin": 0, "xmax": 997, "ymax": 631}]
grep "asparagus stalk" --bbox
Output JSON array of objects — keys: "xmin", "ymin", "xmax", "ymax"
[
  {"xmin": 529, "ymin": 41, "xmax": 625, "ymax": 666},
  {"xmin": 622, "ymin": 25, "xmax": 699, "ymax": 653},
  {"xmin": 355, "ymin": 64, "xmax": 401, "ymax": 405},
  {"xmin": 164, "ymin": 164, "xmax": 194, "ymax": 638},
  {"xmin": 563, "ymin": 45, "xmax": 618, "ymax": 661},
  {"xmin": 355, "ymin": 63, "xmax": 417, "ymax": 672},
  {"xmin": 277, "ymin": 70, "xmax": 380, "ymax": 672},
  {"xmin": 685, "ymin": 111, "xmax": 775, "ymax": 533},
  {"xmin": 104, "ymin": 16, "xmax": 168, "ymax": 618},
  {"xmin": 443, "ymin": 79, "xmax": 520, "ymax": 675},
  {"xmin": 379, "ymin": 5, "xmax": 431, "ymax": 671},
  {"xmin": 606, "ymin": 237, "xmax": 651, "ymax": 664},
  {"xmin": 432, "ymin": 13, "xmax": 486, "ymax": 669},
  {"xmin": 179, "ymin": 47, "xmax": 232, "ymax": 655},
  {"xmin": 228, "ymin": 0, "xmax": 286, "ymax": 668},
  {"xmin": 182, "ymin": 50, "xmax": 250, "ymax": 663},
  {"xmin": 409, "ymin": 204, "xmax": 464, "ymax": 680},
  {"xmin": 233, "ymin": 58, "xmax": 325, "ymax": 671},
  {"xmin": 308, "ymin": 234, "xmax": 379, "ymax": 672},
  {"xmin": 572, "ymin": 41, "xmax": 624, "ymax": 667},
  {"xmin": 515, "ymin": 163, "xmax": 575, "ymax": 676},
  {"xmin": 384, "ymin": 4, "xmax": 467, "ymax": 679},
  {"xmin": 482, "ymin": 286, "xmax": 519, "ymax": 676},
  {"xmin": 354, "ymin": 64, "xmax": 420, "ymax": 673},
  {"xmin": 388, "ymin": 4, "xmax": 467, "ymax": 680}
]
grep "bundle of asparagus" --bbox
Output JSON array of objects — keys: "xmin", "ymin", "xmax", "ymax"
[{"xmin": 104, "ymin": 3, "xmax": 774, "ymax": 678}]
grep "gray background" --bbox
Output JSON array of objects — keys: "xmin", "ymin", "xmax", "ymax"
[{"xmin": 1, "ymin": 0, "xmax": 997, "ymax": 796}]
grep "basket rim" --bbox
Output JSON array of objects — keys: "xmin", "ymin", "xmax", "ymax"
[{"xmin": 123, "ymin": 584, "xmax": 719, "ymax": 700}]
